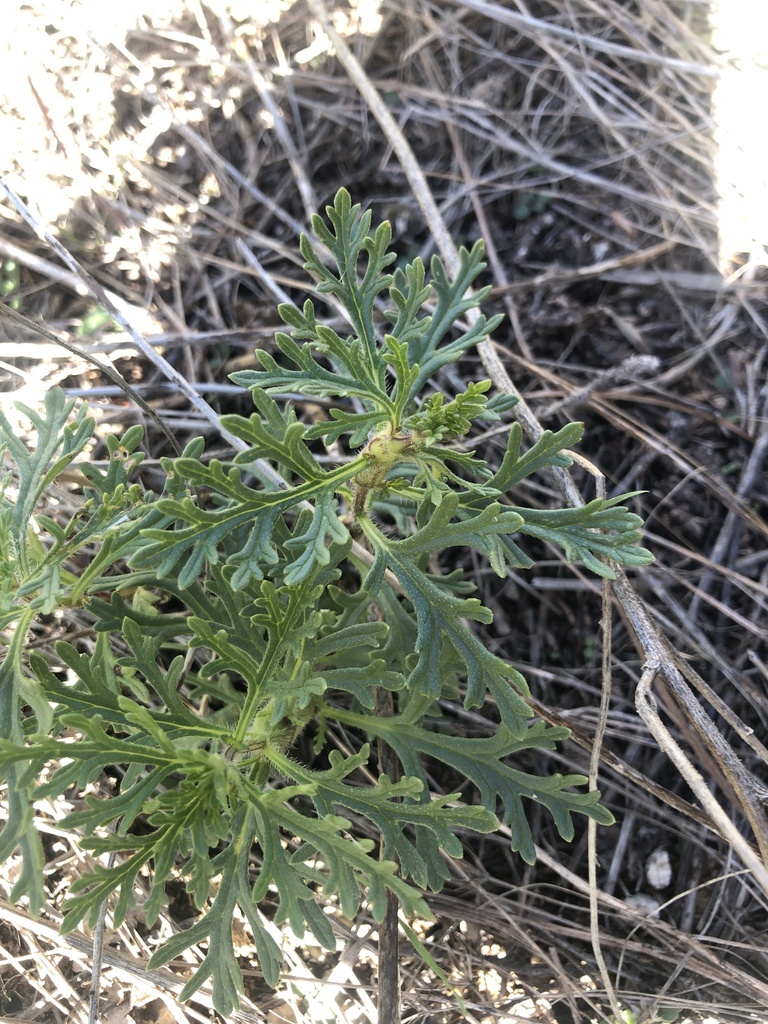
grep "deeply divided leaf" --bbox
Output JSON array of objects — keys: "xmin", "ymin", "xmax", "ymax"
[{"xmin": 0, "ymin": 188, "xmax": 652, "ymax": 1014}]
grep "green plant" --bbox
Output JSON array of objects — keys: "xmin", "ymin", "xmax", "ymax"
[
  {"xmin": 0, "ymin": 190, "xmax": 652, "ymax": 1015},
  {"xmin": 0, "ymin": 257, "xmax": 21, "ymax": 309}
]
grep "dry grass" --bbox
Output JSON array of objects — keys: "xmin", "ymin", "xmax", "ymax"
[{"xmin": 1, "ymin": 1, "xmax": 768, "ymax": 1022}]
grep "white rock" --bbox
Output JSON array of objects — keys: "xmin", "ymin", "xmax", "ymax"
[{"xmin": 646, "ymin": 847, "xmax": 672, "ymax": 890}]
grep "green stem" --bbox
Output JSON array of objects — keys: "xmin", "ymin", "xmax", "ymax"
[{"xmin": 0, "ymin": 606, "xmax": 37, "ymax": 742}]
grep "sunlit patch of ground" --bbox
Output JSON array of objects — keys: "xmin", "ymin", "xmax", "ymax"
[{"xmin": 710, "ymin": 0, "xmax": 768, "ymax": 271}]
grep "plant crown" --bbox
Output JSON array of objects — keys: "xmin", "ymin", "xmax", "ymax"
[{"xmin": 0, "ymin": 189, "xmax": 652, "ymax": 1015}]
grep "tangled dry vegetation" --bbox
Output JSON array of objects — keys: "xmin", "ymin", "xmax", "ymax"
[{"xmin": 1, "ymin": 1, "xmax": 767, "ymax": 1022}]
